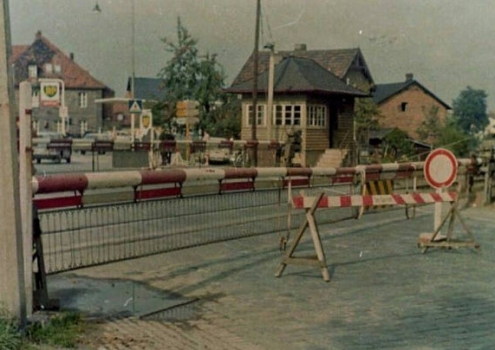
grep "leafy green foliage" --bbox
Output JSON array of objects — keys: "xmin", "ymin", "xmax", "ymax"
[
  {"xmin": 0, "ymin": 316, "xmax": 21, "ymax": 350},
  {"xmin": 26, "ymin": 312, "xmax": 84, "ymax": 348},
  {"xmin": 156, "ymin": 17, "xmax": 240, "ymax": 137},
  {"xmin": 452, "ymin": 86, "xmax": 489, "ymax": 134},
  {"xmin": 354, "ymin": 98, "xmax": 382, "ymax": 132},
  {"xmin": 382, "ymin": 128, "xmax": 416, "ymax": 162},
  {"xmin": 416, "ymin": 104, "xmax": 477, "ymax": 156},
  {"xmin": 205, "ymin": 95, "xmax": 241, "ymax": 138},
  {"xmin": 436, "ymin": 117, "xmax": 474, "ymax": 157},
  {"xmin": 417, "ymin": 105, "xmax": 442, "ymax": 142}
]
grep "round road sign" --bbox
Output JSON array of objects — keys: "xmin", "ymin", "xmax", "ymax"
[{"xmin": 423, "ymin": 148, "xmax": 458, "ymax": 189}]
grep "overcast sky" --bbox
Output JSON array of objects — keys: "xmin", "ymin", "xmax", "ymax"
[{"xmin": 9, "ymin": 0, "xmax": 495, "ymax": 110}]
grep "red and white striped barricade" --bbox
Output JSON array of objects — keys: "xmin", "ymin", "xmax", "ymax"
[{"xmin": 276, "ymin": 189, "xmax": 479, "ymax": 282}]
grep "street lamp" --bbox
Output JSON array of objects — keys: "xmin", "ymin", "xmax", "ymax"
[
  {"xmin": 92, "ymin": 1, "xmax": 101, "ymax": 13},
  {"xmin": 93, "ymin": 0, "xmax": 136, "ymax": 141}
]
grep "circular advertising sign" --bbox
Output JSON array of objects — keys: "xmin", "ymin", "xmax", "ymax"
[{"xmin": 423, "ymin": 148, "xmax": 458, "ymax": 189}]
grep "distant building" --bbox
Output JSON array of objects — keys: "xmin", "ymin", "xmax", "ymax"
[
  {"xmin": 372, "ymin": 73, "xmax": 451, "ymax": 142},
  {"xmin": 107, "ymin": 76, "xmax": 165, "ymax": 129},
  {"xmin": 228, "ymin": 44, "xmax": 372, "ymax": 167},
  {"xmin": 126, "ymin": 77, "xmax": 164, "ymax": 101},
  {"xmin": 12, "ymin": 31, "xmax": 114, "ymax": 135}
]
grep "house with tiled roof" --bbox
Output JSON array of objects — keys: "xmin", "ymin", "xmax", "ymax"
[
  {"xmin": 232, "ymin": 44, "xmax": 374, "ymax": 93},
  {"xmin": 12, "ymin": 31, "xmax": 114, "ymax": 135},
  {"xmin": 372, "ymin": 73, "xmax": 451, "ymax": 142},
  {"xmin": 227, "ymin": 53, "xmax": 368, "ymax": 167}
]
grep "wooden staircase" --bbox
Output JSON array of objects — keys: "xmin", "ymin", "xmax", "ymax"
[{"xmin": 315, "ymin": 149, "xmax": 348, "ymax": 168}]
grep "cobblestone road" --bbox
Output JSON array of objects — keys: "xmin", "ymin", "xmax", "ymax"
[{"xmin": 51, "ymin": 204, "xmax": 495, "ymax": 349}]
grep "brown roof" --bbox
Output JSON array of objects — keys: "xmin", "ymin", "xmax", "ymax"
[
  {"xmin": 12, "ymin": 32, "xmax": 109, "ymax": 90},
  {"xmin": 231, "ymin": 47, "xmax": 371, "ymax": 87},
  {"xmin": 226, "ymin": 56, "xmax": 368, "ymax": 97},
  {"xmin": 12, "ymin": 45, "xmax": 29, "ymax": 62}
]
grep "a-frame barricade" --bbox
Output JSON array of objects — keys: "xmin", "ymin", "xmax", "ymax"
[
  {"xmin": 417, "ymin": 195, "xmax": 480, "ymax": 252},
  {"xmin": 276, "ymin": 184, "xmax": 480, "ymax": 282},
  {"xmin": 275, "ymin": 192, "xmax": 331, "ymax": 282}
]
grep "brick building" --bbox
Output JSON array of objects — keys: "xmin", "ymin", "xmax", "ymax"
[
  {"xmin": 12, "ymin": 31, "xmax": 114, "ymax": 135},
  {"xmin": 372, "ymin": 73, "xmax": 451, "ymax": 142}
]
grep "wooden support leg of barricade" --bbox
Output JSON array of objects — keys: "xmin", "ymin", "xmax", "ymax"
[
  {"xmin": 275, "ymin": 193, "xmax": 330, "ymax": 282},
  {"xmin": 418, "ymin": 199, "xmax": 480, "ymax": 253}
]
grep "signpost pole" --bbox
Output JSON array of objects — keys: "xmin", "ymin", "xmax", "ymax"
[{"xmin": 19, "ymin": 82, "xmax": 33, "ymax": 315}]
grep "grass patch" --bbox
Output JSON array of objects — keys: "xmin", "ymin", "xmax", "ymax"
[
  {"xmin": 0, "ymin": 316, "xmax": 22, "ymax": 350},
  {"xmin": 26, "ymin": 312, "xmax": 85, "ymax": 348}
]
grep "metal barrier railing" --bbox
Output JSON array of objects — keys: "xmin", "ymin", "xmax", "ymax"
[{"xmin": 35, "ymin": 160, "xmax": 476, "ymax": 274}]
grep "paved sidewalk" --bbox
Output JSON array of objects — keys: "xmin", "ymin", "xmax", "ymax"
[{"xmin": 49, "ymin": 204, "xmax": 495, "ymax": 349}]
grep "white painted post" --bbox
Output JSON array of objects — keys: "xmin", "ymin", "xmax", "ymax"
[
  {"xmin": 19, "ymin": 81, "xmax": 33, "ymax": 315},
  {"xmin": 0, "ymin": 0, "xmax": 27, "ymax": 324},
  {"xmin": 434, "ymin": 187, "xmax": 442, "ymax": 233}
]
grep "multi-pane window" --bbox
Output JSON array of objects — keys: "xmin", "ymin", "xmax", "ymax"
[
  {"xmin": 307, "ymin": 105, "xmax": 326, "ymax": 127},
  {"xmin": 274, "ymin": 104, "xmax": 302, "ymax": 126},
  {"xmin": 247, "ymin": 104, "xmax": 265, "ymax": 126},
  {"xmin": 78, "ymin": 92, "xmax": 88, "ymax": 108}
]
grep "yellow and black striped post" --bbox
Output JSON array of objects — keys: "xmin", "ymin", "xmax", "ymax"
[{"xmin": 364, "ymin": 180, "xmax": 394, "ymax": 210}]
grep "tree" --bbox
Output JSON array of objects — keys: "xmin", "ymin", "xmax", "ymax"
[
  {"xmin": 417, "ymin": 105, "xmax": 442, "ymax": 143},
  {"xmin": 436, "ymin": 116, "xmax": 474, "ymax": 157},
  {"xmin": 382, "ymin": 129, "xmax": 415, "ymax": 162},
  {"xmin": 452, "ymin": 86, "xmax": 489, "ymax": 134},
  {"xmin": 156, "ymin": 17, "xmax": 237, "ymax": 137},
  {"xmin": 354, "ymin": 98, "xmax": 382, "ymax": 133}
]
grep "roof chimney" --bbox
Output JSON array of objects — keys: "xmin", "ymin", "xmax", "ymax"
[
  {"xmin": 405, "ymin": 73, "xmax": 414, "ymax": 82},
  {"xmin": 70, "ymin": 52, "xmax": 74, "ymax": 61},
  {"xmin": 35, "ymin": 30, "xmax": 42, "ymax": 39},
  {"xmin": 294, "ymin": 43, "xmax": 307, "ymax": 51}
]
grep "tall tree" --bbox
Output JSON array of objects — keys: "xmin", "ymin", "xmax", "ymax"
[
  {"xmin": 452, "ymin": 86, "xmax": 489, "ymax": 134},
  {"xmin": 354, "ymin": 98, "xmax": 382, "ymax": 133},
  {"xmin": 436, "ymin": 116, "xmax": 474, "ymax": 157},
  {"xmin": 417, "ymin": 105, "xmax": 442, "ymax": 143},
  {"xmin": 157, "ymin": 17, "xmax": 232, "ymax": 136}
]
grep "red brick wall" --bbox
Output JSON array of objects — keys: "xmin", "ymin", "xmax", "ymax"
[{"xmin": 377, "ymin": 85, "xmax": 448, "ymax": 140}]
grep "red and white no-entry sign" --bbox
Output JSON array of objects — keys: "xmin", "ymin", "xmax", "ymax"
[{"xmin": 424, "ymin": 148, "xmax": 458, "ymax": 189}]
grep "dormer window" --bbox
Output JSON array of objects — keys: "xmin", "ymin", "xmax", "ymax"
[
  {"xmin": 44, "ymin": 63, "xmax": 53, "ymax": 74},
  {"xmin": 28, "ymin": 65, "xmax": 37, "ymax": 78}
]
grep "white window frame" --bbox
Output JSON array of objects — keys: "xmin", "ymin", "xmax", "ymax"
[
  {"xmin": 78, "ymin": 92, "xmax": 88, "ymax": 109},
  {"xmin": 273, "ymin": 104, "xmax": 302, "ymax": 126},
  {"xmin": 28, "ymin": 65, "xmax": 37, "ymax": 79},
  {"xmin": 307, "ymin": 105, "xmax": 327, "ymax": 127},
  {"xmin": 246, "ymin": 104, "xmax": 266, "ymax": 126}
]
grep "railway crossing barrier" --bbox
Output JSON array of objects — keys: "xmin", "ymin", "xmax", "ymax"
[{"xmin": 276, "ymin": 152, "xmax": 480, "ymax": 282}]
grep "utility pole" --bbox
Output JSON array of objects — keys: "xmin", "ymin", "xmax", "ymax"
[
  {"xmin": 0, "ymin": 0, "xmax": 27, "ymax": 324},
  {"xmin": 265, "ymin": 43, "xmax": 275, "ymax": 142},
  {"xmin": 251, "ymin": 0, "xmax": 261, "ymax": 166}
]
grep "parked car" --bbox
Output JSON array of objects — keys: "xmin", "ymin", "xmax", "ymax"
[
  {"xmin": 33, "ymin": 131, "xmax": 72, "ymax": 164},
  {"xmin": 208, "ymin": 137, "xmax": 233, "ymax": 164}
]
